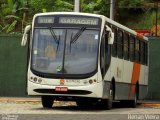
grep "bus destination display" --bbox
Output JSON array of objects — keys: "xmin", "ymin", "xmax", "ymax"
[
  {"xmin": 38, "ymin": 17, "xmax": 54, "ymax": 23},
  {"xmin": 35, "ymin": 16, "xmax": 100, "ymax": 28},
  {"xmin": 59, "ymin": 17, "xmax": 99, "ymax": 25}
]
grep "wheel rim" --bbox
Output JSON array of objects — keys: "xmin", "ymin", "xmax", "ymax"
[
  {"xmin": 134, "ymin": 92, "xmax": 137, "ymax": 104},
  {"xmin": 109, "ymin": 89, "xmax": 113, "ymax": 98},
  {"xmin": 109, "ymin": 84, "xmax": 114, "ymax": 100}
]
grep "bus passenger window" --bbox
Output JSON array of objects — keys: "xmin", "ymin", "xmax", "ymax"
[
  {"xmin": 129, "ymin": 35, "xmax": 135, "ymax": 62},
  {"xmin": 135, "ymin": 39, "xmax": 140, "ymax": 63},
  {"xmin": 112, "ymin": 27, "xmax": 117, "ymax": 57},
  {"xmin": 117, "ymin": 30, "xmax": 123, "ymax": 58},
  {"xmin": 123, "ymin": 32, "xmax": 129, "ymax": 60},
  {"xmin": 144, "ymin": 43, "xmax": 148, "ymax": 65},
  {"xmin": 140, "ymin": 41, "xmax": 145, "ymax": 64}
]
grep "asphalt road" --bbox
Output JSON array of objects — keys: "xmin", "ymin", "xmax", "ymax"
[{"xmin": 0, "ymin": 100, "xmax": 160, "ymax": 120}]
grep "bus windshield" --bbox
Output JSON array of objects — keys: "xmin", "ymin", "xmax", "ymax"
[{"xmin": 31, "ymin": 28, "xmax": 100, "ymax": 77}]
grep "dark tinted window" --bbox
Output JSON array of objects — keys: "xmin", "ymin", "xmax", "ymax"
[
  {"xmin": 112, "ymin": 27, "xmax": 117, "ymax": 57},
  {"xmin": 123, "ymin": 32, "xmax": 129, "ymax": 60},
  {"xmin": 117, "ymin": 30, "xmax": 123, "ymax": 58},
  {"xmin": 129, "ymin": 35, "xmax": 135, "ymax": 61},
  {"xmin": 135, "ymin": 39, "xmax": 140, "ymax": 63},
  {"xmin": 144, "ymin": 42, "xmax": 148, "ymax": 65},
  {"xmin": 140, "ymin": 41, "xmax": 145, "ymax": 64}
]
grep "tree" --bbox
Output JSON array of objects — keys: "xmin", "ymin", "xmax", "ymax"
[
  {"xmin": 81, "ymin": 0, "xmax": 110, "ymax": 17},
  {"xmin": 0, "ymin": 0, "xmax": 16, "ymax": 33},
  {"xmin": 29, "ymin": 0, "xmax": 73, "ymax": 14},
  {"xmin": 119, "ymin": 0, "xmax": 145, "ymax": 8},
  {"xmin": 0, "ymin": 0, "xmax": 153, "ymax": 34}
]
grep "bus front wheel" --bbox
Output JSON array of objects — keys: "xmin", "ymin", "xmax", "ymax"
[
  {"xmin": 100, "ymin": 83, "xmax": 113, "ymax": 110},
  {"xmin": 41, "ymin": 96, "xmax": 54, "ymax": 108}
]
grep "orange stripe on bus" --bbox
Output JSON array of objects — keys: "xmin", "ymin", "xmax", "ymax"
[{"xmin": 129, "ymin": 63, "xmax": 141, "ymax": 98}]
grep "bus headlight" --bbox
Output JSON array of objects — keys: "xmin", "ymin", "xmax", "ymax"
[
  {"xmin": 30, "ymin": 76, "xmax": 42, "ymax": 84},
  {"xmin": 94, "ymin": 79, "xmax": 97, "ymax": 82},
  {"xmin": 89, "ymin": 79, "xmax": 93, "ymax": 84},
  {"xmin": 89, "ymin": 79, "xmax": 97, "ymax": 84},
  {"xmin": 33, "ymin": 77, "xmax": 37, "ymax": 82},
  {"xmin": 38, "ymin": 78, "xmax": 42, "ymax": 83}
]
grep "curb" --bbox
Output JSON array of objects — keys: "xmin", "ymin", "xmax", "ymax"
[
  {"xmin": 0, "ymin": 98, "xmax": 41, "ymax": 103},
  {"xmin": 0, "ymin": 98, "xmax": 65, "ymax": 103},
  {"xmin": 138, "ymin": 100, "xmax": 160, "ymax": 107},
  {"xmin": 140, "ymin": 103, "xmax": 160, "ymax": 107},
  {"xmin": 0, "ymin": 98, "xmax": 160, "ymax": 107}
]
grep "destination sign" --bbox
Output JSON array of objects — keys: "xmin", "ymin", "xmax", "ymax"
[
  {"xmin": 59, "ymin": 17, "xmax": 99, "ymax": 25},
  {"xmin": 38, "ymin": 17, "xmax": 54, "ymax": 23}
]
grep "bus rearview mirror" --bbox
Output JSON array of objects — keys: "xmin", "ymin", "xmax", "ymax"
[
  {"xmin": 21, "ymin": 25, "xmax": 31, "ymax": 46},
  {"xmin": 105, "ymin": 25, "xmax": 114, "ymax": 45},
  {"xmin": 109, "ymin": 32, "xmax": 114, "ymax": 44}
]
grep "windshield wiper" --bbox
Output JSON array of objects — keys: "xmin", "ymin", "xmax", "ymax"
[
  {"xmin": 70, "ymin": 27, "xmax": 86, "ymax": 52},
  {"xmin": 70, "ymin": 27, "xmax": 86, "ymax": 44},
  {"xmin": 49, "ymin": 28, "xmax": 60, "ymax": 52}
]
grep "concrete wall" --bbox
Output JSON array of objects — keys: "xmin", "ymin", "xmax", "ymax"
[
  {"xmin": 147, "ymin": 37, "xmax": 160, "ymax": 100},
  {"xmin": 0, "ymin": 35, "xmax": 27, "ymax": 96}
]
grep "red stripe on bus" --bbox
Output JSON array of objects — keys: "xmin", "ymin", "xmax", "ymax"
[{"xmin": 128, "ymin": 63, "xmax": 141, "ymax": 99}]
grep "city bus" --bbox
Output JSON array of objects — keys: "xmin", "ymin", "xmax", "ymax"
[{"xmin": 21, "ymin": 12, "xmax": 148, "ymax": 109}]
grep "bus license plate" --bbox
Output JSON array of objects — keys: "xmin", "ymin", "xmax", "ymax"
[{"xmin": 55, "ymin": 87, "xmax": 68, "ymax": 92}]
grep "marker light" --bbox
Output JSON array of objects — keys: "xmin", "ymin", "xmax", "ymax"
[{"xmin": 89, "ymin": 79, "xmax": 93, "ymax": 84}]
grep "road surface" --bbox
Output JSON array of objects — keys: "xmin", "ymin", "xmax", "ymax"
[{"xmin": 0, "ymin": 98, "xmax": 160, "ymax": 120}]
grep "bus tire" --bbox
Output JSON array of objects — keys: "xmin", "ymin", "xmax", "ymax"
[
  {"xmin": 101, "ymin": 83, "xmax": 113, "ymax": 110},
  {"xmin": 130, "ymin": 89, "xmax": 138, "ymax": 108},
  {"xmin": 76, "ymin": 99, "xmax": 93, "ymax": 106},
  {"xmin": 107, "ymin": 83, "xmax": 113, "ymax": 109},
  {"xmin": 41, "ymin": 96, "xmax": 54, "ymax": 108},
  {"xmin": 76, "ymin": 100, "xmax": 85, "ymax": 106}
]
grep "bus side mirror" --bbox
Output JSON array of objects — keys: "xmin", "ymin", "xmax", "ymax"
[
  {"xmin": 21, "ymin": 25, "xmax": 31, "ymax": 46},
  {"xmin": 105, "ymin": 25, "xmax": 114, "ymax": 44}
]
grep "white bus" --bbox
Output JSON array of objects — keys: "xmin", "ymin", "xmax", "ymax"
[{"xmin": 21, "ymin": 12, "xmax": 148, "ymax": 109}]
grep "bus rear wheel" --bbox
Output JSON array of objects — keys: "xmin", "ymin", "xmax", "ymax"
[
  {"xmin": 121, "ymin": 86, "xmax": 138, "ymax": 108},
  {"xmin": 129, "ymin": 90, "xmax": 138, "ymax": 108},
  {"xmin": 41, "ymin": 96, "xmax": 54, "ymax": 108}
]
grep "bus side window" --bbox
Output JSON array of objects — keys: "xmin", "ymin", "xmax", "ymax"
[
  {"xmin": 129, "ymin": 35, "xmax": 135, "ymax": 62},
  {"xmin": 123, "ymin": 32, "xmax": 129, "ymax": 60},
  {"xmin": 112, "ymin": 27, "xmax": 117, "ymax": 57},
  {"xmin": 144, "ymin": 42, "xmax": 148, "ymax": 65},
  {"xmin": 135, "ymin": 39, "xmax": 140, "ymax": 63},
  {"xmin": 117, "ymin": 29, "xmax": 123, "ymax": 59},
  {"xmin": 140, "ymin": 41, "xmax": 145, "ymax": 64},
  {"xmin": 105, "ymin": 31, "xmax": 111, "ymax": 73}
]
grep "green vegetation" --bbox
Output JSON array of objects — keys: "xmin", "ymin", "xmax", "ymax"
[
  {"xmin": 125, "ymin": 11, "xmax": 160, "ymax": 29},
  {"xmin": 0, "ymin": 0, "xmax": 158, "ymax": 34}
]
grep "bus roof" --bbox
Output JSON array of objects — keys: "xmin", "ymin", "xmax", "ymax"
[
  {"xmin": 33, "ymin": 12, "xmax": 148, "ymax": 41},
  {"xmin": 104, "ymin": 17, "xmax": 148, "ymax": 41},
  {"xmin": 34, "ymin": 12, "xmax": 102, "ymax": 18}
]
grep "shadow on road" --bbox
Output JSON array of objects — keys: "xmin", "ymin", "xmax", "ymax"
[{"xmin": 33, "ymin": 101, "xmax": 141, "ymax": 111}]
